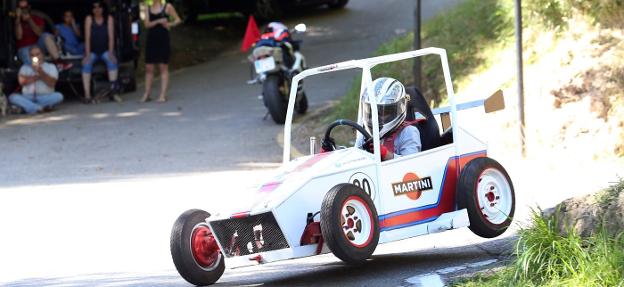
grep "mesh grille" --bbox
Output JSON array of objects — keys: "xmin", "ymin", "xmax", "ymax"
[{"xmin": 210, "ymin": 212, "xmax": 290, "ymax": 257}]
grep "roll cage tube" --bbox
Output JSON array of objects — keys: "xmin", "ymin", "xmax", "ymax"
[{"xmin": 283, "ymin": 48, "xmax": 459, "ymax": 163}]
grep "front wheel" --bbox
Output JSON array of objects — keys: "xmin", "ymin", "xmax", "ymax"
[
  {"xmin": 457, "ymin": 157, "xmax": 515, "ymax": 238},
  {"xmin": 263, "ymin": 74, "xmax": 287, "ymax": 124},
  {"xmin": 320, "ymin": 184, "xmax": 379, "ymax": 264},
  {"xmin": 171, "ymin": 209, "xmax": 225, "ymax": 286}
]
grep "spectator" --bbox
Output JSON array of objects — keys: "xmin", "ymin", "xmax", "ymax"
[
  {"xmin": 55, "ymin": 10, "xmax": 85, "ymax": 56},
  {"xmin": 9, "ymin": 46, "xmax": 63, "ymax": 114},
  {"xmin": 82, "ymin": 0, "xmax": 121, "ymax": 103},
  {"xmin": 14, "ymin": 0, "xmax": 72, "ymax": 71},
  {"xmin": 140, "ymin": 0, "xmax": 181, "ymax": 103}
]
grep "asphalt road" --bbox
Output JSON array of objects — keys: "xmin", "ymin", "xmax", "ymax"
[
  {"xmin": 0, "ymin": 1, "xmax": 526, "ymax": 286},
  {"xmin": 0, "ymin": 0, "xmax": 463, "ymax": 187}
]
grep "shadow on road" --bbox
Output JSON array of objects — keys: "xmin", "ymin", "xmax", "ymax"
[{"xmin": 3, "ymin": 236, "xmax": 515, "ymax": 287}]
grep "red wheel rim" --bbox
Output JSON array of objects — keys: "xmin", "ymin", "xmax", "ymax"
[{"xmin": 191, "ymin": 225, "xmax": 221, "ymax": 270}]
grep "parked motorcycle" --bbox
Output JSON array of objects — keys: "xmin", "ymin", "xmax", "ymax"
[{"xmin": 248, "ymin": 22, "xmax": 308, "ymax": 124}]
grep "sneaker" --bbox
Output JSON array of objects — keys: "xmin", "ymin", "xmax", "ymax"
[
  {"xmin": 110, "ymin": 93, "xmax": 123, "ymax": 103},
  {"xmin": 109, "ymin": 82, "xmax": 122, "ymax": 103}
]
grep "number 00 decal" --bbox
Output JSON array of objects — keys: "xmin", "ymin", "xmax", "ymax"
[{"xmin": 349, "ymin": 172, "xmax": 376, "ymax": 200}]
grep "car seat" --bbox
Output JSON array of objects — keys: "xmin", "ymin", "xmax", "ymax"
[{"xmin": 405, "ymin": 87, "xmax": 446, "ymax": 151}]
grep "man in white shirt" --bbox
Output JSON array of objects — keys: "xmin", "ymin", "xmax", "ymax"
[{"xmin": 9, "ymin": 46, "xmax": 63, "ymax": 114}]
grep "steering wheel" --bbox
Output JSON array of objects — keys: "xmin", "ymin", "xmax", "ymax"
[{"xmin": 321, "ymin": 119, "xmax": 372, "ymax": 152}]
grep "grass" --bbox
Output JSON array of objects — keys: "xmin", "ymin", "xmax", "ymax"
[
  {"xmin": 454, "ymin": 179, "xmax": 624, "ymax": 287},
  {"xmin": 595, "ymin": 178, "xmax": 624, "ymax": 209},
  {"xmin": 328, "ymin": 0, "xmax": 514, "ymax": 122}
]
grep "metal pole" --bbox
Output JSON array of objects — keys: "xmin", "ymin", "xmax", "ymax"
[
  {"xmin": 413, "ymin": 0, "xmax": 422, "ymax": 88},
  {"xmin": 514, "ymin": 0, "xmax": 525, "ymax": 157}
]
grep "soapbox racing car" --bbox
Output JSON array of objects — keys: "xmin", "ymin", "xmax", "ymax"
[{"xmin": 170, "ymin": 48, "xmax": 516, "ymax": 286}]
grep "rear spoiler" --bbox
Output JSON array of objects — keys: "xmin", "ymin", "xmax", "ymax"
[{"xmin": 430, "ymin": 90, "xmax": 505, "ymax": 131}]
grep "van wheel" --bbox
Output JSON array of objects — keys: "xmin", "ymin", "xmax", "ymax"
[
  {"xmin": 457, "ymin": 157, "xmax": 515, "ymax": 238},
  {"xmin": 321, "ymin": 184, "xmax": 379, "ymax": 264},
  {"xmin": 171, "ymin": 209, "xmax": 225, "ymax": 286},
  {"xmin": 254, "ymin": 0, "xmax": 284, "ymax": 21},
  {"xmin": 328, "ymin": 0, "xmax": 349, "ymax": 9},
  {"xmin": 120, "ymin": 65, "xmax": 136, "ymax": 93}
]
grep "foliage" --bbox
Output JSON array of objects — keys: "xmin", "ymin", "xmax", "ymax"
[
  {"xmin": 524, "ymin": 0, "xmax": 624, "ymax": 29},
  {"xmin": 595, "ymin": 177, "xmax": 624, "ymax": 209},
  {"xmin": 329, "ymin": 0, "xmax": 514, "ymax": 121},
  {"xmin": 420, "ymin": 0, "xmax": 513, "ymax": 106},
  {"xmin": 455, "ymin": 179, "xmax": 624, "ymax": 286}
]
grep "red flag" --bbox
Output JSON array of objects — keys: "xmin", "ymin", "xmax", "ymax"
[{"xmin": 241, "ymin": 15, "xmax": 261, "ymax": 52}]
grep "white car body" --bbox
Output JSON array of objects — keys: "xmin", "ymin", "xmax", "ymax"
[{"xmin": 205, "ymin": 48, "xmax": 496, "ymax": 267}]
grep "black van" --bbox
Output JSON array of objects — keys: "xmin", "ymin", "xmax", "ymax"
[
  {"xmin": 0, "ymin": 0, "xmax": 141, "ymax": 98},
  {"xmin": 175, "ymin": 0, "xmax": 349, "ymax": 24}
]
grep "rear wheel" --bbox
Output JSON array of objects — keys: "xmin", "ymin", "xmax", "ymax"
[
  {"xmin": 457, "ymin": 157, "xmax": 515, "ymax": 238},
  {"xmin": 171, "ymin": 209, "xmax": 225, "ymax": 286},
  {"xmin": 320, "ymin": 184, "xmax": 379, "ymax": 264},
  {"xmin": 295, "ymin": 91, "xmax": 308, "ymax": 114},
  {"xmin": 328, "ymin": 0, "xmax": 349, "ymax": 9},
  {"xmin": 263, "ymin": 74, "xmax": 287, "ymax": 124},
  {"xmin": 175, "ymin": 0, "xmax": 200, "ymax": 24},
  {"xmin": 254, "ymin": 0, "xmax": 284, "ymax": 21}
]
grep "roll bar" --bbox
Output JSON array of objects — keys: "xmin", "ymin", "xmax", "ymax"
[{"xmin": 283, "ymin": 48, "xmax": 459, "ymax": 163}]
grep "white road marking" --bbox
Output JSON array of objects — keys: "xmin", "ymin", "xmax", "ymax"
[
  {"xmin": 406, "ymin": 273, "xmax": 445, "ymax": 287},
  {"xmin": 436, "ymin": 265, "xmax": 467, "ymax": 275},
  {"xmin": 467, "ymin": 259, "xmax": 498, "ymax": 268},
  {"xmin": 403, "ymin": 258, "xmax": 498, "ymax": 286}
]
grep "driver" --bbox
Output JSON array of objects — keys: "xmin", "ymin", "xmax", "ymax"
[{"xmin": 357, "ymin": 77, "xmax": 422, "ymax": 161}]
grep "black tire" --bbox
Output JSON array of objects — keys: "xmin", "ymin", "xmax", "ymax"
[
  {"xmin": 119, "ymin": 65, "xmax": 136, "ymax": 93},
  {"xmin": 176, "ymin": 0, "xmax": 200, "ymax": 24},
  {"xmin": 295, "ymin": 91, "xmax": 308, "ymax": 114},
  {"xmin": 457, "ymin": 157, "xmax": 515, "ymax": 238},
  {"xmin": 328, "ymin": 0, "xmax": 349, "ymax": 9},
  {"xmin": 254, "ymin": 0, "xmax": 284, "ymax": 21},
  {"xmin": 263, "ymin": 74, "xmax": 287, "ymax": 124},
  {"xmin": 171, "ymin": 209, "xmax": 225, "ymax": 286},
  {"xmin": 320, "ymin": 184, "xmax": 379, "ymax": 264}
]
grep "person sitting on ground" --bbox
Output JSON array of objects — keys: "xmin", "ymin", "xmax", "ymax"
[
  {"xmin": 82, "ymin": 0, "xmax": 121, "ymax": 103},
  {"xmin": 14, "ymin": 0, "xmax": 72, "ymax": 71},
  {"xmin": 9, "ymin": 46, "xmax": 63, "ymax": 115},
  {"xmin": 356, "ymin": 77, "xmax": 422, "ymax": 161},
  {"xmin": 55, "ymin": 9, "xmax": 85, "ymax": 56}
]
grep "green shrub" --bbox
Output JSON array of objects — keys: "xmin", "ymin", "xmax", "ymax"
[
  {"xmin": 329, "ymin": 0, "xmax": 514, "ymax": 121},
  {"xmin": 512, "ymin": 210, "xmax": 589, "ymax": 284},
  {"xmin": 595, "ymin": 178, "xmax": 624, "ymax": 209},
  {"xmin": 455, "ymin": 179, "xmax": 624, "ymax": 286}
]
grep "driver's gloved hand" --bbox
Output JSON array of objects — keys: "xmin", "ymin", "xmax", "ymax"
[
  {"xmin": 320, "ymin": 137, "xmax": 336, "ymax": 153},
  {"xmin": 363, "ymin": 141, "xmax": 388, "ymax": 159}
]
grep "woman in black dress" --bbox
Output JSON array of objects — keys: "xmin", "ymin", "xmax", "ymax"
[{"xmin": 141, "ymin": 0, "xmax": 181, "ymax": 103}]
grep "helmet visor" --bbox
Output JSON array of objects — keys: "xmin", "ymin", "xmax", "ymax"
[{"xmin": 363, "ymin": 101, "xmax": 406, "ymax": 130}]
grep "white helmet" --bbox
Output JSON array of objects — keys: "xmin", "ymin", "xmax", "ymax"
[
  {"xmin": 362, "ymin": 77, "xmax": 409, "ymax": 139},
  {"xmin": 266, "ymin": 22, "xmax": 288, "ymax": 34}
]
